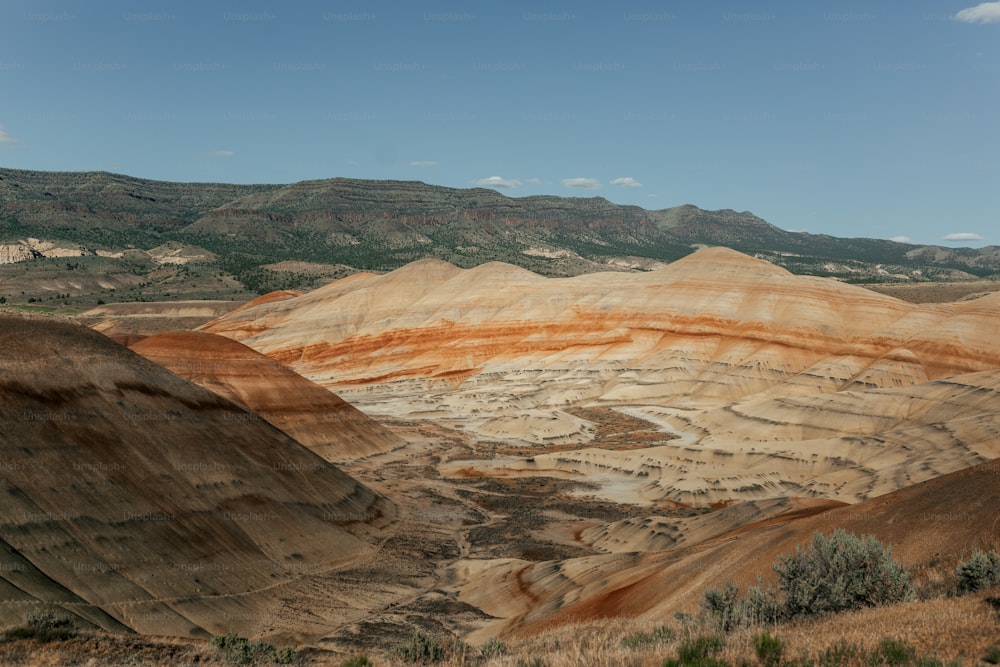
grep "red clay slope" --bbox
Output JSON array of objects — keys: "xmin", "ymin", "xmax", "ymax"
[{"xmin": 130, "ymin": 330, "xmax": 401, "ymax": 460}]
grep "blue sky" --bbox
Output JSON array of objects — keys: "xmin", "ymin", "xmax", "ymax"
[{"xmin": 1, "ymin": 1, "xmax": 997, "ymax": 247}]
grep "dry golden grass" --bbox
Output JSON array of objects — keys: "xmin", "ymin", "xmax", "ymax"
[
  {"xmin": 5, "ymin": 590, "xmax": 998, "ymax": 666},
  {"xmin": 350, "ymin": 589, "xmax": 1000, "ymax": 667},
  {"xmin": 768, "ymin": 592, "xmax": 1000, "ymax": 666}
]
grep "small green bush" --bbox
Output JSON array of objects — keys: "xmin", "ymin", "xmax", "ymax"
[
  {"xmin": 341, "ymin": 656, "xmax": 373, "ymax": 667},
  {"xmin": 983, "ymin": 645, "xmax": 1000, "ymax": 664},
  {"xmin": 3, "ymin": 612, "xmax": 76, "ymax": 643},
  {"xmin": 752, "ymin": 633, "xmax": 784, "ymax": 667},
  {"xmin": 956, "ymin": 549, "xmax": 1000, "ymax": 594},
  {"xmin": 664, "ymin": 634, "xmax": 727, "ymax": 666},
  {"xmin": 210, "ymin": 632, "xmax": 297, "ymax": 665},
  {"xmin": 774, "ymin": 530, "xmax": 913, "ymax": 618},
  {"xmin": 480, "ymin": 637, "xmax": 508, "ymax": 657},
  {"xmin": 876, "ymin": 638, "xmax": 917, "ymax": 666},
  {"xmin": 392, "ymin": 632, "xmax": 446, "ymax": 663}
]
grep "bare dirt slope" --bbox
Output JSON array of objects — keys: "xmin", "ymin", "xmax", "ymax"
[{"xmin": 0, "ymin": 315, "xmax": 392, "ymax": 641}]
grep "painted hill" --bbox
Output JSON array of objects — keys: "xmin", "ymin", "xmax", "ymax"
[
  {"xmin": 450, "ymin": 455, "xmax": 1000, "ymax": 640},
  {"xmin": 129, "ymin": 330, "xmax": 402, "ymax": 460},
  {"xmin": 202, "ymin": 248, "xmax": 1000, "ymax": 510},
  {"xmin": 0, "ymin": 315, "xmax": 392, "ymax": 640}
]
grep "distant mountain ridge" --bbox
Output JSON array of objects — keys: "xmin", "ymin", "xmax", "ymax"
[{"xmin": 1, "ymin": 167, "xmax": 997, "ymax": 306}]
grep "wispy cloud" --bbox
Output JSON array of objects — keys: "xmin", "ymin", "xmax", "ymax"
[
  {"xmin": 943, "ymin": 232, "xmax": 985, "ymax": 241},
  {"xmin": 561, "ymin": 177, "xmax": 601, "ymax": 189},
  {"xmin": 410, "ymin": 160, "xmax": 439, "ymax": 167},
  {"xmin": 206, "ymin": 149, "xmax": 235, "ymax": 157},
  {"xmin": 525, "ymin": 177, "xmax": 545, "ymax": 184},
  {"xmin": 0, "ymin": 124, "xmax": 19, "ymax": 145},
  {"xmin": 611, "ymin": 177, "xmax": 642, "ymax": 188},
  {"xmin": 475, "ymin": 175, "xmax": 521, "ymax": 188},
  {"xmin": 890, "ymin": 235, "xmax": 913, "ymax": 243},
  {"xmin": 954, "ymin": 2, "xmax": 1000, "ymax": 23}
]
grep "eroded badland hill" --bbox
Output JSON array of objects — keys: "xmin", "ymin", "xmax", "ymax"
[{"xmin": 2, "ymin": 247, "xmax": 1000, "ymax": 665}]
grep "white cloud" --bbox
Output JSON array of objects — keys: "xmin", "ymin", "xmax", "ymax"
[
  {"xmin": 561, "ymin": 177, "xmax": 601, "ymax": 189},
  {"xmin": 525, "ymin": 178, "xmax": 545, "ymax": 184},
  {"xmin": 207, "ymin": 149, "xmax": 234, "ymax": 157},
  {"xmin": 943, "ymin": 232, "xmax": 985, "ymax": 241},
  {"xmin": 955, "ymin": 1, "xmax": 1000, "ymax": 23},
  {"xmin": 475, "ymin": 175, "xmax": 521, "ymax": 189},
  {"xmin": 611, "ymin": 177, "xmax": 643, "ymax": 188},
  {"xmin": 0, "ymin": 125, "xmax": 19, "ymax": 145},
  {"xmin": 890, "ymin": 235, "xmax": 913, "ymax": 243},
  {"xmin": 410, "ymin": 160, "xmax": 439, "ymax": 167}
]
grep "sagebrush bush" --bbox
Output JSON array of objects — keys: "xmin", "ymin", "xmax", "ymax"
[
  {"xmin": 341, "ymin": 656, "xmax": 373, "ymax": 667},
  {"xmin": 774, "ymin": 530, "xmax": 913, "ymax": 618},
  {"xmin": 210, "ymin": 632, "xmax": 296, "ymax": 665},
  {"xmin": 956, "ymin": 549, "xmax": 1000, "ymax": 594},
  {"xmin": 392, "ymin": 632, "xmax": 446, "ymax": 663},
  {"xmin": 702, "ymin": 581, "xmax": 742, "ymax": 632},
  {"xmin": 702, "ymin": 579, "xmax": 781, "ymax": 631},
  {"xmin": 480, "ymin": 637, "xmax": 508, "ymax": 657},
  {"xmin": 2, "ymin": 612, "xmax": 76, "ymax": 643}
]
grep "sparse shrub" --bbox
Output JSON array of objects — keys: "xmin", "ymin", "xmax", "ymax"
[
  {"xmin": 3, "ymin": 612, "xmax": 76, "ymax": 643},
  {"xmin": 774, "ymin": 530, "xmax": 913, "ymax": 618},
  {"xmin": 664, "ymin": 634, "xmax": 727, "ymax": 667},
  {"xmin": 703, "ymin": 580, "xmax": 781, "ymax": 631},
  {"xmin": 341, "ymin": 656, "xmax": 373, "ymax": 667},
  {"xmin": 742, "ymin": 581, "xmax": 782, "ymax": 626},
  {"xmin": 703, "ymin": 581, "xmax": 742, "ymax": 632},
  {"xmin": 955, "ymin": 549, "xmax": 1000, "ymax": 594},
  {"xmin": 752, "ymin": 633, "xmax": 784, "ymax": 667},
  {"xmin": 480, "ymin": 637, "xmax": 508, "ymax": 657},
  {"xmin": 392, "ymin": 632, "xmax": 446, "ymax": 663},
  {"xmin": 621, "ymin": 624, "xmax": 674, "ymax": 648},
  {"xmin": 983, "ymin": 645, "xmax": 1000, "ymax": 664},
  {"xmin": 876, "ymin": 638, "xmax": 916, "ymax": 666},
  {"xmin": 210, "ymin": 632, "xmax": 297, "ymax": 665}
]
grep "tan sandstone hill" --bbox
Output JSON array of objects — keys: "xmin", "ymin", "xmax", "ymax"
[
  {"xmin": 129, "ymin": 330, "xmax": 401, "ymax": 460},
  {"xmin": 0, "ymin": 315, "xmax": 393, "ymax": 641}
]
